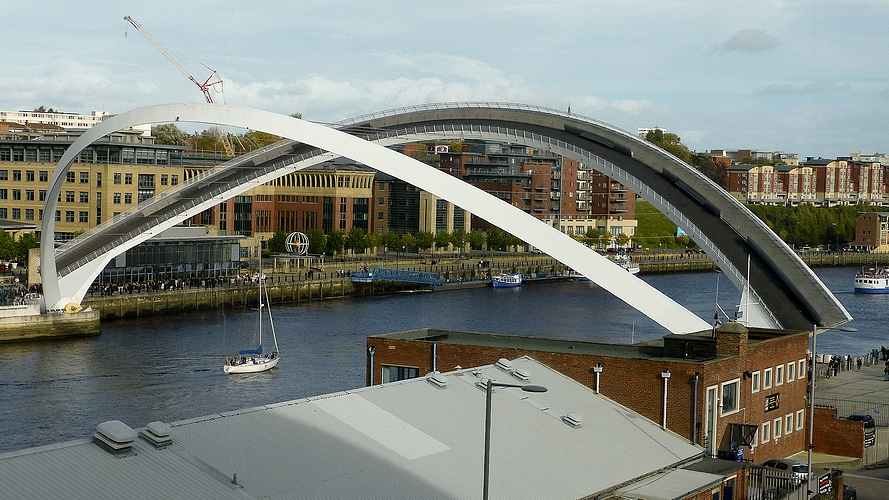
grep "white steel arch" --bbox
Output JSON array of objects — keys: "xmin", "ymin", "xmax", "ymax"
[{"xmin": 40, "ymin": 103, "xmax": 709, "ymax": 333}]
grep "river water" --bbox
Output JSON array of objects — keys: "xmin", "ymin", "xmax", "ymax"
[{"xmin": 0, "ymin": 266, "xmax": 881, "ymax": 453}]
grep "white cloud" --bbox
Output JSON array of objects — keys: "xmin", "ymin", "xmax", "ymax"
[
  {"xmin": 580, "ymin": 96, "xmax": 668, "ymax": 115},
  {"xmin": 712, "ymin": 29, "xmax": 778, "ymax": 53}
]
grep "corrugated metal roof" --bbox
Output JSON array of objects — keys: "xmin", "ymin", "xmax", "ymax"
[
  {"xmin": 616, "ymin": 468, "xmax": 725, "ymax": 500},
  {"xmin": 0, "ymin": 357, "xmax": 705, "ymax": 500}
]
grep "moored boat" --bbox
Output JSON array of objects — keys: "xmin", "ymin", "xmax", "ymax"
[
  {"xmin": 614, "ymin": 255, "xmax": 640, "ymax": 275},
  {"xmin": 492, "ymin": 273, "xmax": 522, "ymax": 287},
  {"xmin": 854, "ymin": 265, "xmax": 889, "ymax": 294}
]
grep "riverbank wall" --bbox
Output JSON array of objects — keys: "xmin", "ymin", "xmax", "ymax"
[{"xmin": 79, "ymin": 251, "xmax": 885, "ymax": 321}]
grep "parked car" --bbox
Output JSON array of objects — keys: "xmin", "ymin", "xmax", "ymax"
[
  {"xmin": 761, "ymin": 458, "xmax": 812, "ymax": 485},
  {"xmin": 847, "ymin": 414, "xmax": 875, "ymax": 429},
  {"xmin": 843, "ymin": 484, "xmax": 857, "ymax": 500}
]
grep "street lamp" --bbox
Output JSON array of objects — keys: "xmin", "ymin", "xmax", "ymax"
[{"xmin": 483, "ymin": 379, "xmax": 548, "ymax": 500}]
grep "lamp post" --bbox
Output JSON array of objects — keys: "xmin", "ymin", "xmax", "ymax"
[{"xmin": 483, "ymin": 379, "xmax": 548, "ymax": 500}]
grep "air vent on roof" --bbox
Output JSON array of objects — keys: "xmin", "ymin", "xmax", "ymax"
[
  {"xmin": 495, "ymin": 358, "xmax": 513, "ymax": 371},
  {"xmin": 140, "ymin": 421, "xmax": 173, "ymax": 449},
  {"xmin": 562, "ymin": 412, "xmax": 583, "ymax": 428},
  {"xmin": 427, "ymin": 372, "xmax": 448, "ymax": 388},
  {"xmin": 94, "ymin": 420, "xmax": 138, "ymax": 456},
  {"xmin": 511, "ymin": 368, "xmax": 530, "ymax": 381}
]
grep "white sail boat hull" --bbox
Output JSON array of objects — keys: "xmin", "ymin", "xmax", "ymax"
[{"xmin": 224, "ymin": 355, "xmax": 279, "ymax": 374}]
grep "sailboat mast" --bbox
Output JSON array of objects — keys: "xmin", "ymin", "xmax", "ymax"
[{"xmin": 258, "ymin": 245, "xmax": 262, "ymax": 348}]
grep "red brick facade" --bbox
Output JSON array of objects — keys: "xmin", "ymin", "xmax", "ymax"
[
  {"xmin": 367, "ymin": 324, "xmax": 810, "ymax": 465},
  {"xmin": 813, "ymin": 407, "xmax": 865, "ymax": 459}
]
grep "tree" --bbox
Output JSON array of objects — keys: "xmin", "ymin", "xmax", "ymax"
[
  {"xmin": 306, "ymin": 229, "xmax": 326, "ymax": 254},
  {"xmin": 691, "ymin": 152, "xmax": 725, "ymax": 186},
  {"xmin": 675, "ymin": 233, "xmax": 691, "ymax": 248},
  {"xmin": 467, "ymin": 230, "xmax": 486, "ymax": 250},
  {"xmin": 0, "ymin": 231, "xmax": 16, "ymax": 261},
  {"xmin": 415, "ymin": 231, "xmax": 434, "ymax": 253},
  {"xmin": 192, "ymin": 129, "xmax": 222, "ymax": 153},
  {"xmin": 325, "ymin": 230, "xmax": 344, "ymax": 257},
  {"xmin": 152, "ymin": 123, "xmax": 189, "ymax": 146},
  {"xmin": 382, "ymin": 231, "xmax": 402, "ymax": 251},
  {"xmin": 644, "ymin": 130, "xmax": 692, "ymax": 164},
  {"xmin": 450, "ymin": 228, "xmax": 466, "ymax": 254},
  {"xmin": 614, "ymin": 233, "xmax": 630, "ymax": 248},
  {"xmin": 581, "ymin": 228, "xmax": 600, "ymax": 248},
  {"xmin": 434, "ymin": 231, "xmax": 452, "ymax": 252},
  {"xmin": 365, "ymin": 231, "xmax": 381, "ymax": 253},
  {"xmin": 266, "ymin": 229, "xmax": 288, "ymax": 254},
  {"xmin": 15, "ymin": 232, "xmax": 39, "ymax": 263},
  {"xmin": 400, "ymin": 233, "xmax": 417, "ymax": 250},
  {"xmin": 344, "ymin": 227, "xmax": 368, "ymax": 254}
]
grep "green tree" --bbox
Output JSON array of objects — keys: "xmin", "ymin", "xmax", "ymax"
[
  {"xmin": 691, "ymin": 152, "xmax": 726, "ymax": 186},
  {"xmin": 614, "ymin": 233, "xmax": 630, "ymax": 248},
  {"xmin": 467, "ymin": 230, "xmax": 486, "ymax": 250},
  {"xmin": 15, "ymin": 232, "xmax": 39, "ymax": 263},
  {"xmin": 415, "ymin": 231, "xmax": 434, "ymax": 253},
  {"xmin": 0, "ymin": 231, "xmax": 17, "ymax": 261},
  {"xmin": 450, "ymin": 228, "xmax": 466, "ymax": 253},
  {"xmin": 344, "ymin": 227, "xmax": 368, "ymax": 254},
  {"xmin": 486, "ymin": 227, "xmax": 506, "ymax": 251},
  {"xmin": 400, "ymin": 233, "xmax": 417, "ymax": 250},
  {"xmin": 306, "ymin": 229, "xmax": 326, "ymax": 254},
  {"xmin": 434, "ymin": 231, "xmax": 452, "ymax": 252},
  {"xmin": 325, "ymin": 230, "xmax": 344, "ymax": 256},
  {"xmin": 152, "ymin": 123, "xmax": 190, "ymax": 146},
  {"xmin": 675, "ymin": 233, "xmax": 691, "ymax": 248},
  {"xmin": 266, "ymin": 229, "xmax": 288, "ymax": 254},
  {"xmin": 644, "ymin": 129, "xmax": 692, "ymax": 164},
  {"xmin": 382, "ymin": 231, "xmax": 402, "ymax": 251},
  {"xmin": 365, "ymin": 231, "xmax": 381, "ymax": 253},
  {"xmin": 192, "ymin": 129, "xmax": 222, "ymax": 153},
  {"xmin": 581, "ymin": 228, "xmax": 600, "ymax": 248}
]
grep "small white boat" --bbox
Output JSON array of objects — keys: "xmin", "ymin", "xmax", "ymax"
[
  {"xmin": 492, "ymin": 273, "xmax": 522, "ymax": 287},
  {"xmin": 614, "ymin": 255, "xmax": 640, "ymax": 275},
  {"xmin": 224, "ymin": 252, "xmax": 280, "ymax": 374},
  {"xmin": 854, "ymin": 265, "xmax": 889, "ymax": 294}
]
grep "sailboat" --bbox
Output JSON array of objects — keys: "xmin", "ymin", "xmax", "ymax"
[{"xmin": 224, "ymin": 251, "xmax": 280, "ymax": 374}]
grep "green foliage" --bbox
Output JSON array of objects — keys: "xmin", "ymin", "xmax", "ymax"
[
  {"xmin": 0, "ymin": 231, "xmax": 17, "ymax": 261},
  {"xmin": 325, "ymin": 230, "xmax": 344, "ymax": 256},
  {"xmin": 266, "ymin": 229, "xmax": 287, "ymax": 254},
  {"xmin": 382, "ymin": 231, "xmax": 401, "ymax": 250},
  {"xmin": 434, "ymin": 230, "xmax": 451, "ymax": 250},
  {"xmin": 415, "ymin": 231, "xmax": 434, "ymax": 252},
  {"xmin": 747, "ymin": 204, "xmax": 867, "ymax": 248},
  {"xmin": 305, "ymin": 229, "xmax": 326, "ymax": 254},
  {"xmin": 344, "ymin": 227, "xmax": 367, "ymax": 253},
  {"xmin": 467, "ymin": 230, "xmax": 486, "ymax": 249},
  {"xmin": 152, "ymin": 123, "xmax": 190, "ymax": 146},
  {"xmin": 400, "ymin": 233, "xmax": 417, "ymax": 250},
  {"xmin": 614, "ymin": 233, "xmax": 630, "ymax": 247},
  {"xmin": 581, "ymin": 228, "xmax": 600, "ymax": 248},
  {"xmin": 485, "ymin": 227, "xmax": 522, "ymax": 251},
  {"xmin": 16, "ymin": 232, "xmax": 39, "ymax": 262},
  {"xmin": 644, "ymin": 129, "xmax": 692, "ymax": 164},
  {"xmin": 450, "ymin": 228, "xmax": 465, "ymax": 249},
  {"xmin": 737, "ymin": 155, "xmax": 783, "ymax": 166},
  {"xmin": 691, "ymin": 153, "xmax": 726, "ymax": 186}
]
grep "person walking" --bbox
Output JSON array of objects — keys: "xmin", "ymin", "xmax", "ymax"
[{"xmin": 857, "ymin": 357, "xmax": 863, "ymax": 371}]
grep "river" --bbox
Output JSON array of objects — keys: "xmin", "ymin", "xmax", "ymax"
[{"xmin": 0, "ymin": 266, "xmax": 881, "ymax": 453}]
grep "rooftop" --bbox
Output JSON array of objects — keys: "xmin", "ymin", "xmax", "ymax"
[{"xmin": 0, "ymin": 357, "xmax": 715, "ymax": 500}]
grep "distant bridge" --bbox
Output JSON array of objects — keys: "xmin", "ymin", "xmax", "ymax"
[{"xmin": 39, "ymin": 103, "xmax": 851, "ymax": 334}]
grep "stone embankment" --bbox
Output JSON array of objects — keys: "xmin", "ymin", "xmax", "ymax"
[{"xmin": 81, "ymin": 251, "xmax": 887, "ymax": 320}]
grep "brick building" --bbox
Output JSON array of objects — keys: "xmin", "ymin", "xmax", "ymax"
[{"xmin": 367, "ymin": 322, "xmax": 810, "ymax": 464}]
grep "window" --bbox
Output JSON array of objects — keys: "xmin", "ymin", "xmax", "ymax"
[
  {"xmin": 39, "ymin": 171, "xmax": 48, "ymax": 182},
  {"xmin": 763, "ymin": 367, "xmax": 773, "ymax": 389},
  {"xmin": 25, "ymin": 190, "xmax": 34, "ymax": 201},
  {"xmin": 55, "ymin": 210, "xmax": 60, "ymax": 221},
  {"xmin": 798, "ymin": 359, "xmax": 806, "ymax": 380},
  {"xmin": 171, "ymin": 175, "xmax": 178, "ymax": 185},
  {"xmin": 25, "ymin": 209, "xmax": 34, "ymax": 221},
  {"xmin": 160, "ymin": 174, "xmax": 168, "ymax": 185},
  {"xmin": 124, "ymin": 193, "xmax": 132, "ymax": 204},
  {"xmin": 113, "ymin": 193, "xmax": 121, "ymax": 204},
  {"xmin": 721, "ymin": 379, "xmax": 740, "ymax": 416},
  {"xmin": 80, "ymin": 172, "xmax": 89, "ymax": 183},
  {"xmin": 380, "ymin": 365, "xmax": 419, "ymax": 383},
  {"xmin": 96, "ymin": 172, "xmax": 101, "ymax": 188},
  {"xmin": 0, "ymin": 189, "xmax": 6, "ymax": 200},
  {"xmin": 0, "ymin": 170, "xmax": 8, "ymax": 181},
  {"xmin": 65, "ymin": 171, "xmax": 74, "ymax": 183},
  {"xmin": 25, "ymin": 170, "xmax": 34, "ymax": 182},
  {"xmin": 125, "ymin": 173, "xmax": 133, "ymax": 185},
  {"xmin": 751, "ymin": 371, "xmax": 760, "ymax": 393},
  {"xmin": 113, "ymin": 173, "xmax": 121, "ymax": 184},
  {"xmin": 796, "ymin": 409, "xmax": 805, "ymax": 431},
  {"xmin": 761, "ymin": 421, "xmax": 770, "ymax": 444},
  {"xmin": 785, "ymin": 414, "xmax": 793, "ymax": 435},
  {"xmin": 773, "ymin": 417, "xmax": 782, "ymax": 440},
  {"xmin": 12, "ymin": 170, "xmax": 21, "ymax": 181},
  {"xmin": 11, "ymin": 208, "xmax": 20, "ymax": 220},
  {"xmin": 65, "ymin": 191, "xmax": 74, "ymax": 203},
  {"xmin": 776, "ymin": 365, "xmax": 784, "ymax": 386},
  {"xmin": 65, "ymin": 210, "xmax": 74, "ymax": 222},
  {"xmin": 787, "ymin": 362, "xmax": 795, "ymax": 382},
  {"xmin": 12, "ymin": 190, "xmax": 20, "ymax": 201},
  {"xmin": 79, "ymin": 211, "xmax": 88, "ymax": 223},
  {"xmin": 79, "ymin": 192, "xmax": 89, "ymax": 203}
]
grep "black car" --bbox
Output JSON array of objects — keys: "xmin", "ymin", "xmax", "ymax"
[
  {"xmin": 847, "ymin": 414, "xmax": 876, "ymax": 429},
  {"xmin": 843, "ymin": 484, "xmax": 857, "ymax": 500}
]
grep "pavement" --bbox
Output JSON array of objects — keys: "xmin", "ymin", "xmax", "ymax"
[{"xmin": 785, "ymin": 361, "xmax": 889, "ymax": 499}]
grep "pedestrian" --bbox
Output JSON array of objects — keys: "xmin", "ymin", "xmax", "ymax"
[
  {"xmin": 884, "ymin": 361, "xmax": 889, "ymax": 381},
  {"xmin": 833, "ymin": 358, "xmax": 839, "ymax": 377},
  {"xmin": 847, "ymin": 355, "xmax": 853, "ymax": 371},
  {"xmin": 857, "ymin": 357, "xmax": 862, "ymax": 371}
]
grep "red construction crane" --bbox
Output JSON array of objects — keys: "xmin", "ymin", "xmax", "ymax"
[{"xmin": 124, "ymin": 15, "xmax": 235, "ymax": 156}]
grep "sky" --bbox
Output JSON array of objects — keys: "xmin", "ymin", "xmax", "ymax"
[{"xmin": 4, "ymin": 1, "xmax": 888, "ymax": 159}]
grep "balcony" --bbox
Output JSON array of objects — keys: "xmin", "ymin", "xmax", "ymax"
[
  {"xmin": 610, "ymin": 183, "xmax": 628, "ymax": 192},
  {"xmin": 534, "ymin": 184, "xmax": 547, "ymax": 190}
]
